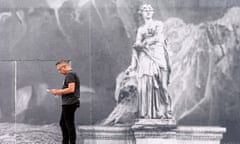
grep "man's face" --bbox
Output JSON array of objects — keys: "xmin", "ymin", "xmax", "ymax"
[{"xmin": 56, "ymin": 63, "xmax": 68, "ymax": 75}]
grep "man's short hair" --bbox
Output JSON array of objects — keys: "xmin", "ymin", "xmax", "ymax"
[{"xmin": 56, "ymin": 59, "xmax": 70, "ymax": 66}]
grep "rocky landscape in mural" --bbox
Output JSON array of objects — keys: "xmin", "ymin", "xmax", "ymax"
[
  {"xmin": 0, "ymin": 123, "xmax": 63, "ymax": 144},
  {"xmin": 0, "ymin": 0, "xmax": 240, "ymax": 143}
]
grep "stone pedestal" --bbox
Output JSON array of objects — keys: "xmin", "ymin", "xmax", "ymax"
[
  {"xmin": 78, "ymin": 125, "xmax": 134, "ymax": 144},
  {"xmin": 78, "ymin": 124, "xmax": 226, "ymax": 144},
  {"xmin": 132, "ymin": 119, "xmax": 177, "ymax": 144},
  {"xmin": 133, "ymin": 127, "xmax": 176, "ymax": 144},
  {"xmin": 176, "ymin": 126, "xmax": 226, "ymax": 144},
  {"xmin": 133, "ymin": 119, "xmax": 177, "ymax": 128}
]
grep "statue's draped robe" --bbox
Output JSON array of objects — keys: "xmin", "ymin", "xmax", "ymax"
[{"xmin": 132, "ymin": 20, "xmax": 172, "ymax": 118}]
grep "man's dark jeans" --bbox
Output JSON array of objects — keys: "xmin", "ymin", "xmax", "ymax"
[{"xmin": 60, "ymin": 101, "xmax": 80, "ymax": 144}]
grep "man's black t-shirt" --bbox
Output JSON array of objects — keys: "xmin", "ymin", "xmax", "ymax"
[{"xmin": 62, "ymin": 71, "xmax": 80, "ymax": 105}]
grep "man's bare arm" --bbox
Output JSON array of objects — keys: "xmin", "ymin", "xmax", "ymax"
[{"xmin": 50, "ymin": 82, "xmax": 75, "ymax": 96}]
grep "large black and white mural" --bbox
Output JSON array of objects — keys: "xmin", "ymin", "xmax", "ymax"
[{"xmin": 0, "ymin": 0, "xmax": 240, "ymax": 143}]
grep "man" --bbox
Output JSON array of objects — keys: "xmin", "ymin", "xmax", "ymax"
[{"xmin": 50, "ymin": 59, "xmax": 80, "ymax": 144}]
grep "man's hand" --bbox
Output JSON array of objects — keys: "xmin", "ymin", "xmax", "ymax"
[
  {"xmin": 50, "ymin": 89, "xmax": 61, "ymax": 96},
  {"xmin": 50, "ymin": 83, "xmax": 75, "ymax": 96}
]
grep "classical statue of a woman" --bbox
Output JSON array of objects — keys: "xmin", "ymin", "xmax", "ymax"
[
  {"xmin": 126, "ymin": 4, "xmax": 173, "ymax": 119},
  {"xmin": 102, "ymin": 4, "xmax": 173, "ymax": 125}
]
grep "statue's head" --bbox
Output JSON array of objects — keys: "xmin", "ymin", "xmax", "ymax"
[
  {"xmin": 138, "ymin": 4, "xmax": 154, "ymax": 14},
  {"xmin": 138, "ymin": 4, "xmax": 154, "ymax": 19}
]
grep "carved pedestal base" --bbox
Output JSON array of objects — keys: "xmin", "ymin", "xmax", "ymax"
[
  {"xmin": 78, "ymin": 126, "xmax": 134, "ymax": 144},
  {"xmin": 78, "ymin": 123, "xmax": 226, "ymax": 144},
  {"xmin": 175, "ymin": 126, "xmax": 226, "ymax": 144},
  {"xmin": 132, "ymin": 119, "xmax": 176, "ymax": 144},
  {"xmin": 133, "ymin": 118, "xmax": 177, "ymax": 128}
]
